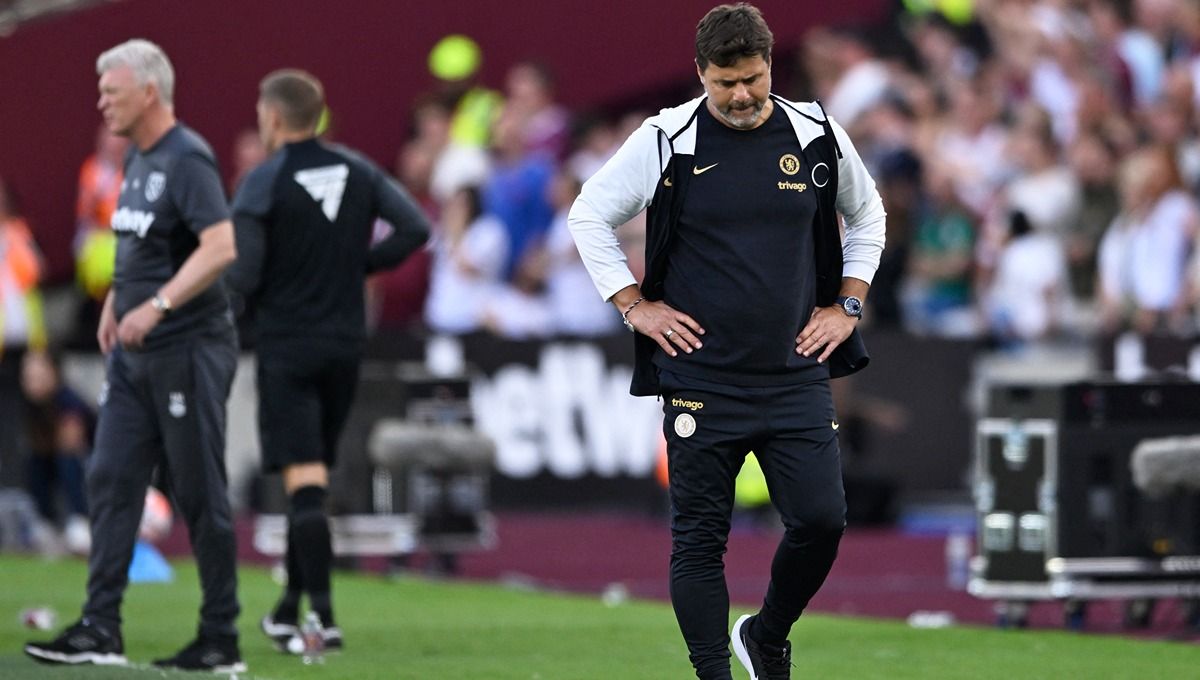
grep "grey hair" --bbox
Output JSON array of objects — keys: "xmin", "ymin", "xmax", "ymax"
[{"xmin": 96, "ymin": 39, "xmax": 175, "ymax": 105}]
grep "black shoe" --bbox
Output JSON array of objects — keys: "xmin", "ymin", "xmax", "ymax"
[
  {"xmin": 24, "ymin": 618, "xmax": 127, "ymax": 666},
  {"xmin": 152, "ymin": 634, "xmax": 247, "ymax": 673},
  {"xmin": 320, "ymin": 625, "xmax": 344, "ymax": 651},
  {"xmin": 732, "ymin": 614, "xmax": 792, "ymax": 680},
  {"xmin": 261, "ymin": 614, "xmax": 299, "ymax": 652}
]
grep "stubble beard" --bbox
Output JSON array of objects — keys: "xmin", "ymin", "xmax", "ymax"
[{"xmin": 719, "ymin": 101, "xmax": 764, "ymax": 130}]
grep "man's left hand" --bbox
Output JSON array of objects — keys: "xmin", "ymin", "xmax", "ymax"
[
  {"xmin": 796, "ymin": 306, "xmax": 857, "ymax": 363},
  {"xmin": 117, "ymin": 301, "xmax": 163, "ymax": 349}
]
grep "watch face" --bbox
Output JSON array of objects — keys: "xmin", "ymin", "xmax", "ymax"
[{"xmin": 843, "ymin": 297, "xmax": 862, "ymax": 317}]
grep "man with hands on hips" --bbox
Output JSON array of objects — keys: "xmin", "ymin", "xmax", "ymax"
[{"xmin": 567, "ymin": 5, "xmax": 885, "ymax": 679}]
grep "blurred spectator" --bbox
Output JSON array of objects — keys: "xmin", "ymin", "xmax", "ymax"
[
  {"xmin": 928, "ymin": 78, "xmax": 1010, "ymax": 219},
  {"xmin": 367, "ymin": 137, "xmax": 438, "ymax": 332},
  {"xmin": 870, "ymin": 148, "xmax": 921, "ymax": 328},
  {"xmin": 484, "ymin": 107, "xmax": 555, "ymax": 280},
  {"xmin": 482, "ymin": 262, "xmax": 552, "ymax": 340},
  {"xmin": 228, "ymin": 128, "xmax": 267, "ymax": 193},
  {"xmin": 505, "ymin": 60, "xmax": 570, "ymax": 159},
  {"xmin": 1073, "ymin": 72, "xmax": 1138, "ymax": 159},
  {"xmin": 414, "ymin": 93, "xmax": 491, "ymax": 205},
  {"xmin": 446, "ymin": 79, "xmax": 504, "ymax": 149},
  {"xmin": 1065, "ymin": 132, "xmax": 1121, "ymax": 299},
  {"xmin": 1026, "ymin": 3, "xmax": 1093, "ymax": 144},
  {"xmin": 427, "ymin": 34, "xmax": 503, "ymax": 149},
  {"xmin": 73, "ymin": 126, "xmax": 126, "ymax": 331},
  {"xmin": 536, "ymin": 170, "xmax": 620, "ymax": 336},
  {"xmin": 906, "ymin": 14, "xmax": 984, "ymax": 91},
  {"xmin": 566, "ymin": 114, "xmax": 618, "ymax": 183},
  {"xmin": 1007, "ymin": 104, "xmax": 1082, "ymax": 237},
  {"xmin": 1181, "ymin": 1, "xmax": 1200, "ymax": 111},
  {"xmin": 424, "ymin": 186, "xmax": 509, "ymax": 334},
  {"xmin": 857, "ymin": 95, "xmax": 918, "ymax": 174},
  {"xmin": 73, "ymin": 125, "xmax": 126, "ymax": 250},
  {"xmin": 904, "ymin": 162, "xmax": 978, "ymax": 337},
  {"xmin": 0, "ymin": 177, "xmax": 45, "ymax": 496},
  {"xmin": 1098, "ymin": 145, "xmax": 1199, "ymax": 334},
  {"xmin": 1088, "ymin": 0, "xmax": 1162, "ymax": 109},
  {"xmin": 806, "ymin": 26, "xmax": 892, "ymax": 132},
  {"xmin": 979, "ymin": 104, "xmax": 1080, "ymax": 279},
  {"xmin": 396, "ymin": 136, "xmax": 439, "ymax": 217},
  {"xmin": 21, "ymin": 348, "xmax": 92, "ymax": 555},
  {"xmin": 1141, "ymin": 86, "xmax": 1200, "ymax": 188},
  {"xmin": 982, "ymin": 210, "xmax": 1070, "ymax": 346},
  {"xmin": 0, "ymin": 178, "xmax": 45, "ymax": 358}
]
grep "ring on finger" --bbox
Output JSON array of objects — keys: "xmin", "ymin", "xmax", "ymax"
[{"xmin": 664, "ymin": 329, "xmax": 675, "ymax": 338}]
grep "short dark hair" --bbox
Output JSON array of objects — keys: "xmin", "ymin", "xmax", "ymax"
[
  {"xmin": 259, "ymin": 69, "xmax": 325, "ymax": 132},
  {"xmin": 695, "ymin": 3, "xmax": 774, "ymax": 70}
]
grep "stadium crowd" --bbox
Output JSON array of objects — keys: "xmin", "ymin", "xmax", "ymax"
[
  {"xmin": 385, "ymin": 0, "xmax": 1200, "ymax": 348},
  {"xmin": 4, "ymin": 0, "xmax": 1200, "ymax": 549},
  {"xmin": 8, "ymin": 2, "xmax": 1200, "ymax": 354}
]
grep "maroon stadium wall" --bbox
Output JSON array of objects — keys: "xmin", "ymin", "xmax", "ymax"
[{"xmin": 0, "ymin": 0, "xmax": 887, "ymax": 282}]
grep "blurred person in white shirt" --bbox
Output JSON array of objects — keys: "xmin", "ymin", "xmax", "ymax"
[
  {"xmin": 424, "ymin": 186, "xmax": 508, "ymax": 334},
  {"xmin": 1098, "ymin": 145, "xmax": 1198, "ymax": 334},
  {"xmin": 929, "ymin": 79, "xmax": 1011, "ymax": 219},
  {"xmin": 977, "ymin": 104, "xmax": 1080, "ymax": 287},
  {"xmin": 983, "ymin": 210, "xmax": 1070, "ymax": 345},
  {"xmin": 542, "ymin": 170, "xmax": 620, "ymax": 337}
]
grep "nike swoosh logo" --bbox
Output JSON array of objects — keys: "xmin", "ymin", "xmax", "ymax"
[
  {"xmin": 831, "ymin": 421, "xmax": 839, "ymax": 430},
  {"xmin": 693, "ymin": 163, "xmax": 719, "ymax": 175}
]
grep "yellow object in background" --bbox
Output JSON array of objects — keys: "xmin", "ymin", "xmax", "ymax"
[
  {"xmin": 902, "ymin": 0, "xmax": 974, "ymax": 25},
  {"xmin": 656, "ymin": 440, "xmax": 772, "ymax": 507},
  {"xmin": 315, "ymin": 106, "xmax": 331, "ymax": 137},
  {"xmin": 429, "ymin": 34, "xmax": 482, "ymax": 82},
  {"xmin": 76, "ymin": 228, "xmax": 115, "ymax": 300},
  {"xmin": 734, "ymin": 452, "xmax": 771, "ymax": 508},
  {"xmin": 427, "ymin": 34, "xmax": 502, "ymax": 147},
  {"xmin": 450, "ymin": 87, "xmax": 502, "ymax": 148}
]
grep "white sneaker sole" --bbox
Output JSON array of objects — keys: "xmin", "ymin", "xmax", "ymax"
[
  {"xmin": 731, "ymin": 614, "xmax": 758, "ymax": 680},
  {"xmin": 152, "ymin": 660, "xmax": 249, "ymax": 673},
  {"xmin": 261, "ymin": 615, "xmax": 300, "ymax": 637},
  {"xmin": 24, "ymin": 645, "xmax": 127, "ymax": 666}
]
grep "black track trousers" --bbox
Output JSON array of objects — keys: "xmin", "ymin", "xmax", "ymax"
[{"xmin": 660, "ymin": 369, "xmax": 846, "ymax": 677}]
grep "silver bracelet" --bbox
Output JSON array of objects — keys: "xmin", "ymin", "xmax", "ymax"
[{"xmin": 621, "ymin": 296, "xmax": 645, "ymax": 333}]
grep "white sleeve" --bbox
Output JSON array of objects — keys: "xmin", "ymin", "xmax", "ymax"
[
  {"xmin": 567, "ymin": 124, "xmax": 664, "ymax": 301},
  {"xmin": 830, "ymin": 117, "xmax": 887, "ymax": 285}
]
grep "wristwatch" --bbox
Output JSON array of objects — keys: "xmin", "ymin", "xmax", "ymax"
[
  {"xmin": 836, "ymin": 295, "xmax": 863, "ymax": 319},
  {"xmin": 151, "ymin": 293, "xmax": 173, "ymax": 316}
]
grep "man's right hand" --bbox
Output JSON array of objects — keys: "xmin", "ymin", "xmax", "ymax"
[
  {"xmin": 97, "ymin": 293, "xmax": 118, "ymax": 355},
  {"xmin": 626, "ymin": 299, "xmax": 705, "ymax": 357}
]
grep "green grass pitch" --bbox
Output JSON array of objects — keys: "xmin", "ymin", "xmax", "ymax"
[{"xmin": 0, "ymin": 555, "xmax": 1194, "ymax": 678}]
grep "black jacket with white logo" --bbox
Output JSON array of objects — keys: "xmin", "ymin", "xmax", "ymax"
[{"xmin": 228, "ymin": 138, "xmax": 430, "ymax": 345}]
